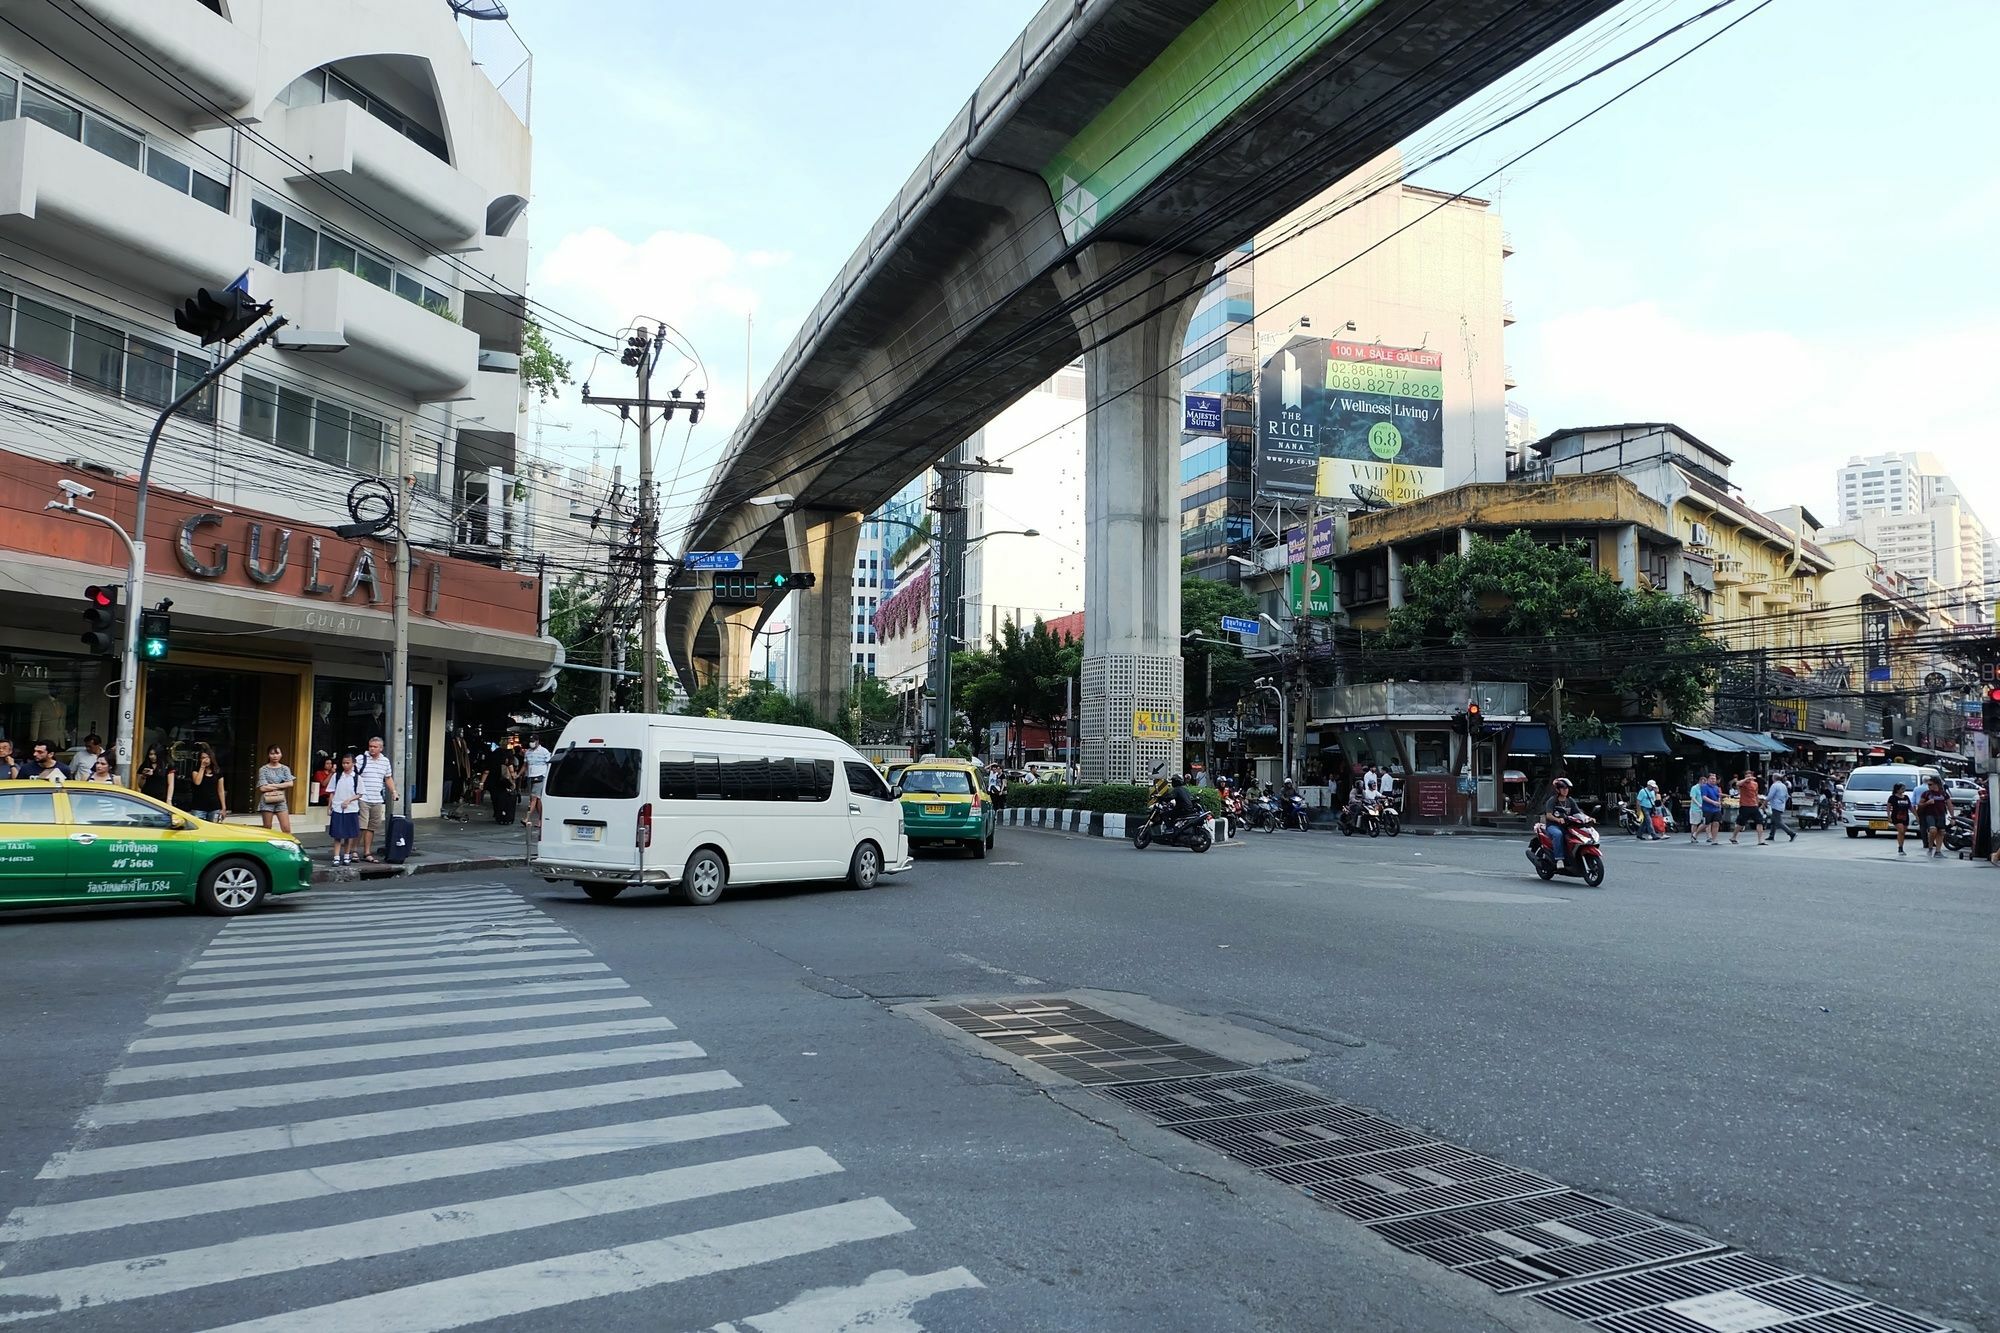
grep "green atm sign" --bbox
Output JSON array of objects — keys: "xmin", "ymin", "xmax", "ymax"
[{"xmin": 1290, "ymin": 561, "xmax": 1333, "ymax": 617}]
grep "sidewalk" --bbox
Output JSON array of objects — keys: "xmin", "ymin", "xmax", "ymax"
[{"xmin": 308, "ymin": 813, "xmax": 538, "ymax": 884}]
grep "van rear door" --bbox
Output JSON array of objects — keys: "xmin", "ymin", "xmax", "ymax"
[{"xmin": 542, "ymin": 743, "xmax": 645, "ymax": 876}]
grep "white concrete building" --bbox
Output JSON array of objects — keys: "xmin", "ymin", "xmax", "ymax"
[
  {"xmin": 0, "ymin": 2, "xmax": 549, "ymax": 822},
  {"xmin": 1829, "ymin": 452, "xmax": 1994, "ymax": 610},
  {"xmin": 959, "ymin": 363, "xmax": 1088, "ymax": 647}
]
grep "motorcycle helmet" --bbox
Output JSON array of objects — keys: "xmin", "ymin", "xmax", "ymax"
[{"xmin": 1553, "ymin": 777, "xmax": 1573, "ymax": 789}]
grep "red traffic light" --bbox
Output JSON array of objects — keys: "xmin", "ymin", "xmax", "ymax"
[
  {"xmin": 1986, "ymin": 687, "xmax": 2000, "ymax": 703},
  {"xmin": 1466, "ymin": 702, "xmax": 1483, "ymax": 717},
  {"xmin": 85, "ymin": 584, "xmax": 114, "ymax": 608}
]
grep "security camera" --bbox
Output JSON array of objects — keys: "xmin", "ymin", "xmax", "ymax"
[{"xmin": 57, "ymin": 478, "xmax": 95, "ymax": 500}]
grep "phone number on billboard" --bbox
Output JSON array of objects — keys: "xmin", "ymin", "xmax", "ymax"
[{"xmin": 1325, "ymin": 364, "xmax": 1442, "ymax": 398}]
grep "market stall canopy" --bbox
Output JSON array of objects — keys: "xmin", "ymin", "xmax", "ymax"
[
  {"xmin": 1677, "ymin": 726, "xmax": 1745, "ymax": 753},
  {"xmin": 1710, "ymin": 728, "xmax": 1792, "ymax": 754}
]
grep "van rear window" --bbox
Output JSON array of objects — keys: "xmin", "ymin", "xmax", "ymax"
[
  {"xmin": 1845, "ymin": 770, "xmax": 1926, "ymax": 792},
  {"xmin": 547, "ymin": 747, "xmax": 641, "ymax": 799}
]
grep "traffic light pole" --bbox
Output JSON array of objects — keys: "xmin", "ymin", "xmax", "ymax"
[{"xmin": 111, "ymin": 318, "xmax": 287, "ymax": 782}]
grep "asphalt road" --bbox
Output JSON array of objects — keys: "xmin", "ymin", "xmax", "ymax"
[{"xmin": 0, "ymin": 822, "xmax": 1991, "ymax": 1331}]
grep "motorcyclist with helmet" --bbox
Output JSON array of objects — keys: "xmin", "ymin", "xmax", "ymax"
[{"xmin": 1544, "ymin": 776, "xmax": 1591, "ymax": 866}]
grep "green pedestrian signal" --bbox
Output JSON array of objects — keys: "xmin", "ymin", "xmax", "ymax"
[{"xmin": 139, "ymin": 606, "xmax": 171, "ymax": 661}]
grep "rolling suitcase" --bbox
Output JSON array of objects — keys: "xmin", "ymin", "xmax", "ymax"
[{"xmin": 385, "ymin": 815, "xmax": 414, "ymax": 865}]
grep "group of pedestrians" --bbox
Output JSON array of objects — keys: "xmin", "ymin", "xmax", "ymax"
[
  {"xmin": 318, "ymin": 738, "xmax": 397, "ymax": 865},
  {"xmin": 1884, "ymin": 775, "xmax": 1955, "ymax": 859},
  {"xmin": 1671, "ymin": 770, "xmax": 1800, "ymax": 846}
]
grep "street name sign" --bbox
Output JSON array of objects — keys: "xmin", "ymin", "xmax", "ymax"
[
  {"xmin": 684, "ymin": 551, "xmax": 742, "ymax": 571},
  {"xmin": 1219, "ymin": 615, "xmax": 1260, "ymax": 637}
]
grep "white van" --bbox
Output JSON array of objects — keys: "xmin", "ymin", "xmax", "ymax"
[
  {"xmin": 1842, "ymin": 763, "xmax": 1939, "ymax": 837},
  {"xmin": 532, "ymin": 714, "xmax": 912, "ymax": 903}
]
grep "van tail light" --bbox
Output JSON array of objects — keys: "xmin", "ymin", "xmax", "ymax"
[
  {"xmin": 969, "ymin": 792, "xmax": 983, "ymax": 813},
  {"xmin": 636, "ymin": 803, "xmax": 652, "ymax": 850}
]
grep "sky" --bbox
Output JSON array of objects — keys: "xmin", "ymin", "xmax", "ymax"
[{"xmin": 510, "ymin": 0, "xmax": 2000, "ymax": 541}]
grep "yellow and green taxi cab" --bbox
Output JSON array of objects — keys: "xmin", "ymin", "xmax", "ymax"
[
  {"xmin": 0, "ymin": 780, "xmax": 311, "ymax": 915},
  {"xmin": 896, "ymin": 760, "xmax": 995, "ymax": 858}
]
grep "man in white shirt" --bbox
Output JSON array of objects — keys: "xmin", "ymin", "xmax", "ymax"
[
  {"xmin": 1361, "ymin": 766, "xmax": 1381, "ymax": 802},
  {"xmin": 354, "ymin": 736, "xmax": 397, "ymax": 861},
  {"xmin": 521, "ymin": 735, "xmax": 552, "ymax": 828},
  {"xmin": 67, "ymin": 733, "xmax": 105, "ymax": 779},
  {"xmin": 1378, "ymin": 767, "xmax": 1398, "ymax": 803}
]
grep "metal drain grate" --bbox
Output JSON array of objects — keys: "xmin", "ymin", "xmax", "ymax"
[
  {"xmin": 1533, "ymin": 1254, "xmax": 1952, "ymax": 1332},
  {"xmin": 925, "ymin": 999, "xmax": 1248, "ymax": 1084}
]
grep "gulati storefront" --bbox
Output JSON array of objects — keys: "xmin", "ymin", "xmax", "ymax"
[{"xmin": 0, "ymin": 447, "xmax": 554, "ymax": 829}]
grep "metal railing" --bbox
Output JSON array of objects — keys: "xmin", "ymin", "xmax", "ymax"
[{"xmin": 1310, "ymin": 681, "xmax": 1529, "ymax": 719}]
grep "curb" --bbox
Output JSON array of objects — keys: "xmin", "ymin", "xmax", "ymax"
[
  {"xmin": 311, "ymin": 854, "xmax": 528, "ymax": 885},
  {"xmin": 997, "ymin": 806, "xmax": 1234, "ymax": 843}
]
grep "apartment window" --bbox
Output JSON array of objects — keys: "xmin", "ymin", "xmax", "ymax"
[
  {"xmin": 0, "ymin": 287, "xmax": 214, "ymax": 419},
  {"xmin": 284, "ymin": 65, "xmax": 449, "ymax": 162},
  {"xmin": 252, "ymin": 200, "xmax": 453, "ymax": 316},
  {"xmin": 240, "ymin": 374, "xmax": 390, "ymax": 476},
  {"xmin": 0, "ymin": 76, "xmax": 227, "ymax": 211}
]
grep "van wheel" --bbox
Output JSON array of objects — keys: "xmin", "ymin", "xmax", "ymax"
[
  {"xmin": 847, "ymin": 842, "xmax": 882, "ymax": 890},
  {"xmin": 678, "ymin": 849, "xmax": 726, "ymax": 905},
  {"xmin": 198, "ymin": 858, "xmax": 267, "ymax": 916},
  {"xmin": 1846, "ymin": 828, "xmax": 1860, "ymax": 839},
  {"xmin": 581, "ymin": 884, "xmax": 624, "ymax": 903}
]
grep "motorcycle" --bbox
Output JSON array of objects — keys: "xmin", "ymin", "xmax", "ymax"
[
  {"xmin": 1526, "ymin": 816, "xmax": 1606, "ymax": 887},
  {"xmin": 1338, "ymin": 798, "xmax": 1384, "ymax": 837},
  {"xmin": 1242, "ymin": 792, "xmax": 1280, "ymax": 833},
  {"xmin": 1134, "ymin": 799, "xmax": 1214, "ymax": 853},
  {"xmin": 1945, "ymin": 812, "xmax": 1974, "ymax": 853}
]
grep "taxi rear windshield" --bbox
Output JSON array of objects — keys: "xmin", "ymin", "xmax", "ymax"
[
  {"xmin": 902, "ymin": 769, "xmax": 973, "ymax": 795},
  {"xmin": 547, "ymin": 747, "xmax": 641, "ymax": 799}
]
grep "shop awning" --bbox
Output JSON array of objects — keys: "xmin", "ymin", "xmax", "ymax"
[
  {"xmin": 1676, "ymin": 726, "xmax": 1745, "ymax": 753},
  {"xmin": 1564, "ymin": 723, "xmax": 1674, "ymax": 758},
  {"xmin": 1711, "ymin": 728, "xmax": 1792, "ymax": 755},
  {"xmin": 1507, "ymin": 723, "xmax": 1551, "ymax": 756}
]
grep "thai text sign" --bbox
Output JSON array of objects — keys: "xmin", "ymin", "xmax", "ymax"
[
  {"xmin": 1132, "ymin": 709, "xmax": 1182, "ymax": 741},
  {"xmin": 1257, "ymin": 336, "xmax": 1445, "ymax": 506}
]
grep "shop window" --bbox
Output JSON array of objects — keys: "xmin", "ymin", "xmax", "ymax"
[
  {"xmin": 1, "ymin": 651, "xmax": 118, "ymax": 758},
  {"xmin": 1412, "ymin": 730, "xmax": 1452, "ymax": 774}
]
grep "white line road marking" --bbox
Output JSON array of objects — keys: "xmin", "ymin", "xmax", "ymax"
[
  {"xmin": 127, "ymin": 997, "xmax": 653, "ymax": 1052},
  {"xmin": 223, "ymin": 894, "xmax": 523, "ymax": 919},
  {"xmin": 0, "ymin": 1147, "xmax": 842, "ymax": 1320},
  {"xmin": 88, "ymin": 1042, "xmax": 708, "ymax": 1124},
  {"xmin": 200, "ymin": 1197, "xmax": 916, "ymax": 1333},
  {"xmin": 199, "ymin": 925, "xmax": 564, "ymax": 957},
  {"xmin": 188, "ymin": 935, "xmax": 570, "ymax": 968},
  {"xmin": 145, "ymin": 978, "xmax": 630, "ymax": 1026},
  {"xmin": 1, "ymin": 1105, "xmax": 788, "ymax": 1242},
  {"xmin": 39, "ymin": 1069, "xmax": 739, "ymax": 1178},
  {"xmin": 163, "ymin": 962, "xmax": 612, "ymax": 1002},
  {"xmin": 694, "ymin": 1266, "xmax": 986, "ymax": 1333},
  {"xmin": 219, "ymin": 903, "xmax": 530, "ymax": 928},
  {"xmin": 204, "ymin": 914, "xmax": 549, "ymax": 944},
  {"xmin": 109, "ymin": 1018, "xmax": 682, "ymax": 1086},
  {"xmin": 175, "ymin": 947, "xmax": 596, "ymax": 986}
]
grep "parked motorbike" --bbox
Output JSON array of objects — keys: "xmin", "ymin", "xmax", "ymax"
[
  {"xmin": 1945, "ymin": 812, "xmax": 1974, "ymax": 853},
  {"xmin": 1526, "ymin": 817, "xmax": 1606, "ymax": 887},
  {"xmin": 1134, "ymin": 799, "xmax": 1214, "ymax": 853}
]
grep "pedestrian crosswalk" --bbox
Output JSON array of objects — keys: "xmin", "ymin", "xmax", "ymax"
[{"xmin": 0, "ymin": 884, "xmax": 980, "ymax": 1330}]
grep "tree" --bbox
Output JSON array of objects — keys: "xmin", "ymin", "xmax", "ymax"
[
  {"xmin": 842, "ymin": 673, "xmax": 902, "ymax": 744},
  {"xmin": 520, "ymin": 318, "xmax": 573, "ymax": 404},
  {"xmin": 1181, "ymin": 561, "xmax": 1261, "ymax": 711},
  {"xmin": 1369, "ymin": 530, "xmax": 1719, "ymax": 759}
]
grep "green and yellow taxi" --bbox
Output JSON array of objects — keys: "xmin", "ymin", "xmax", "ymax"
[
  {"xmin": 0, "ymin": 780, "xmax": 311, "ymax": 915},
  {"xmin": 896, "ymin": 760, "xmax": 995, "ymax": 858}
]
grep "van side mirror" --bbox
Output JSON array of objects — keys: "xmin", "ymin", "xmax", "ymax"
[{"xmin": 890, "ymin": 785, "xmax": 903, "ymax": 798}]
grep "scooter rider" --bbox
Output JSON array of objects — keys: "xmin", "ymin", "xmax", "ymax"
[
  {"xmin": 1164, "ymin": 774, "xmax": 1200, "ymax": 829},
  {"xmin": 1545, "ymin": 776, "xmax": 1590, "ymax": 867}
]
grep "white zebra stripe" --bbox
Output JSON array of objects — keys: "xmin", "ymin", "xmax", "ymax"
[
  {"xmin": 198, "ymin": 1197, "xmax": 915, "ymax": 1333},
  {"xmin": 174, "ymin": 946, "xmax": 595, "ymax": 986},
  {"xmin": 0, "ymin": 1104, "xmax": 787, "ymax": 1242},
  {"xmin": 162, "ymin": 962, "xmax": 611, "ymax": 1002},
  {"xmin": 199, "ymin": 925, "xmax": 564, "ymax": 957},
  {"xmin": 40, "ymin": 1068, "xmax": 739, "ymax": 1178},
  {"xmin": 204, "ymin": 912, "xmax": 546, "ymax": 943},
  {"xmin": 186, "ymin": 936, "xmax": 572, "ymax": 969},
  {"xmin": 127, "ymin": 996, "xmax": 653, "ymax": 1052},
  {"xmin": 145, "ymin": 977, "xmax": 630, "ymax": 1026}
]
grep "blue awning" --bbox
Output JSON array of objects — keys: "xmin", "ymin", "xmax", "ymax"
[
  {"xmin": 1711, "ymin": 728, "xmax": 1792, "ymax": 755},
  {"xmin": 1507, "ymin": 724, "xmax": 1551, "ymax": 756},
  {"xmin": 1677, "ymin": 726, "xmax": 1746, "ymax": 753}
]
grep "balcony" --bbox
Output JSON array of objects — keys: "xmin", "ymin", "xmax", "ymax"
[
  {"xmin": 1503, "ymin": 364, "xmax": 1518, "ymax": 389},
  {"xmin": 1713, "ymin": 555, "xmax": 1746, "ymax": 586},
  {"xmin": 462, "ymin": 234, "xmax": 528, "ymax": 354},
  {"xmin": 465, "ymin": 363, "xmax": 524, "ymax": 438},
  {"xmin": 0, "ymin": 0, "xmax": 256, "ymax": 122},
  {"xmin": 1310, "ymin": 681, "xmax": 1530, "ymax": 721},
  {"xmin": 1501, "ymin": 298, "xmax": 1516, "ymax": 326},
  {"xmin": 265, "ymin": 266, "xmax": 479, "ymax": 401},
  {"xmin": 0, "ymin": 117, "xmax": 250, "ymax": 296},
  {"xmin": 284, "ymin": 100, "xmax": 486, "ymax": 251}
]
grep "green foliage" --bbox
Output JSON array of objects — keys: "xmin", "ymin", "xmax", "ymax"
[
  {"xmin": 953, "ymin": 616, "xmax": 1083, "ymax": 756},
  {"xmin": 1373, "ymin": 531, "xmax": 1718, "ymax": 717},
  {"xmin": 1073, "ymin": 783, "xmax": 1224, "ymax": 817},
  {"xmin": 1005, "ymin": 781, "xmax": 1073, "ymax": 808},
  {"xmin": 545, "ymin": 575, "xmax": 606, "ymax": 720},
  {"xmin": 680, "ymin": 678, "xmax": 826, "ymax": 730},
  {"xmin": 841, "ymin": 674, "xmax": 901, "ymax": 744},
  {"xmin": 520, "ymin": 318, "xmax": 574, "ymax": 405},
  {"xmin": 889, "ymin": 517, "xmax": 932, "ymax": 565},
  {"xmin": 1181, "ymin": 561, "xmax": 1262, "ymax": 709}
]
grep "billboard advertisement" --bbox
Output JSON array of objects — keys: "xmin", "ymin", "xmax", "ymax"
[
  {"xmin": 1256, "ymin": 337, "xmax": 1445, "ymax": 507},
  {"xmin": 1289, "ymin": 561, "xmax": 1333, "ymax": 616},
  {"xmin": 1182, "ymin": 392, "xmax": 1224, "ymax": 436},
  {"xmin": 1864, "ymin": 612, "xmax": 1892, "ymax": 684}
]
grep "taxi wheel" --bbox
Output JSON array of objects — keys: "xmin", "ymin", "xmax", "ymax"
[
  {"xmin": 985, "ymin": 824, "xmax": 996, "ymax": 850},
  {"xmin": 971, "ymin": 837, "xmax": 987, "ymax": 860},
  {"xmin": 198, "ymin": 858, "xmax": 268, "ymax": 916}
]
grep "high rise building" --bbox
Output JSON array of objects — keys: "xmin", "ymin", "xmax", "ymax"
[
  {"xmin": 1828, "ymin": 452, "xmax": 1994, "ymax": 609},
  {"xmin": 0, "ymin": 4, "xmax": 551, "ymax": 823},
  {"xmin": 958, "ymin": 363, "xmax": 1087, "ymax": 646},
  {"xmin": 1177, "ymin": 149, "xmax": 1511, "ymax": 578}
]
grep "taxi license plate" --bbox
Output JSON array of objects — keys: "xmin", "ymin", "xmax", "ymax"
[
  {"xmin": 1868, "ymin": 820, "xmax": 1889, "ymax": 831},
  {"xmin": 573, "ymin": 825, "xmax": 602, "ymax": 842},
  {"xmin": 924, "ymin": 804, "xmax": 948, "ymax": 816}
]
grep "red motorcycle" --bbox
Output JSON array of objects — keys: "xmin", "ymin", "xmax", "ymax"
[{"xmin": 1526, "ymin": 815, "xmax": 1606, "ymax": 887}]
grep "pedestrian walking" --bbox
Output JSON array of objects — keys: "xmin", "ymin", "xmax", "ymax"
[
  {"xmin": 1635, "ymin": 779, "xmax": 1659, "ymax": 839},
  {"xmin": 27, "ymin": 740, "xmax": 66, "ymax": 783},
  {"xmin": 486, "ymin": 741, "xmax": 520, "ymax": 825},
  {"xmin": 1697, "ymin": 771, "xmax": 1723, "ymax": 845},
  {"xmin": 137, "ymin": 746, "xmax": 174, "ymax": 805},
  {"xmin": 180, "ymin": 746, "xmax": 226, "ymax": 820},
  {"xmin": 354, "ymin": 736, "xmax": 397, "ymax": 861},
  {"xmin": 257, "ymin": 745, "xmax": 296, "ymax": 834},
  {"xmin": 83, "ymin": 757, "xmax": 117, "ymax": 784},
  {"xmin": 1916, "ymin": 776, "xmax": 1952, "ymax": 859},
  {"xmin": 1687, "ymin": 776, "xmax": 1705, "ymax": 844},
  {"xmin": 1765, "ymin": 773, "xmax": 1798, "ymax": 843},
  {"xmin": 1886, "ymin": 782, "xmax": 1913, "ymax": 856},
  {"xmin": 0, "ymin": 738, "xmax": 18, "ymax": 780},
  {"xmin": 520, "ymin": 733, "xmax": 552, "ymax": 829},
  {"xmin": 1731, "ymin": 771, "xmax": 1763, "ymax": 845},
  {"xmin": 326, "ymin": 754, "xmax": 362, "ymax": 866}
]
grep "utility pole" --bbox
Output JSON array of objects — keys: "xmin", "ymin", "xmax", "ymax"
[
  {"xmin": 391, "ymin": 416, "xmax": 413, "ymax": 817},
  {"xmin": 582, "ymin": 334, "xmax": 704, "ymax": 714},
  {"xmin": 929, "ymin": 458, "xmax": 1012, "ymax": 758}
]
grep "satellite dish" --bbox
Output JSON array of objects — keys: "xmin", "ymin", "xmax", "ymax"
[
  {"xmin": 1348, "ymin": 483, "xmax": 1394, "ymax": 511},
  {"xmin": 450, "ymin": 0, "xmax": 510, "ymax": 18}
]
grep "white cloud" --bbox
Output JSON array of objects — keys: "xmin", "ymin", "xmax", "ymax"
[
  {"xmin": 535, "ymin": 226, "xmax": 774, "ymax": 329},
  {"xmin": 1520, "ymin": 302, "xmax": 2000, "ymax": 517}
]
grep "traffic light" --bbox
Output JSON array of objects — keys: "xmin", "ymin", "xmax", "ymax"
[
  {"xmin": 712, "ymin": 572, "xmax": 761, "ymax": 605},
  {"xmin": 139, "ymin": 606, "xmax": 171, "ymax": 661},
  {"xmin": 1465, "ymin": 701, "xmax": 1483, "ymax": 732},
  {"xmin": 768, "ymin": 571, "xmax": 817, "ymax": 591},
  {"xmin": 81, "ymin": 585, "xmax": 120, "ymax": 656},
  {"xmin": 1984, "ymin": 686, "xmax": 2000, "ymax": 738},
  {"xmin": 1450, "ymin": 710, "xmax": 1467, "ymax": 735},
  {"xmin": 173, "ymin": 283, "xmax": 268, "ymax": 346}
]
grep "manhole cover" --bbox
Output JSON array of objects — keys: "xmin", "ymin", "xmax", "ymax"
[
  {"xmin": 925, "ymin": 998, "xmax": 1247, "ymax": 1084},
  {"xmin": 1532, "ymin": 1253, "xmax": 1951, "ymax": 1331}
]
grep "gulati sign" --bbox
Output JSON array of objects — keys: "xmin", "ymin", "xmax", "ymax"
[{"xmin": 174, "ymin": 512, "xmax": 443, "ymax": 615}]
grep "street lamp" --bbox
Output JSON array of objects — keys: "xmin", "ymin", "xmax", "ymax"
[{"xmin": 747, "ymin": 493, "xmax": 794, "ymax": 507}]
